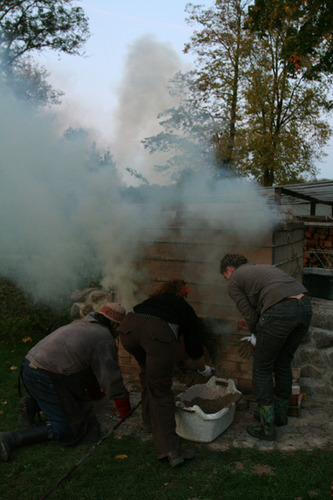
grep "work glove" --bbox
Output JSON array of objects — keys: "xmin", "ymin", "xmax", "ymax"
[
  {"xmin": 114, "ymin": 394, "xmax": 131, "ymax": 419},
  {"xmin": 238, "ymin": 334, "xmax": 256, "ymax": 359},
  {"xmin": 197, "ymin": 365, "xmax": 212, "ymax": 377}
]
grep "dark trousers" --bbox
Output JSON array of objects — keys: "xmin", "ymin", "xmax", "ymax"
[
  {"xmin": 254, "ymin": 298, "xmax": 312, "ymax": 406},
  {"xmin": 118, "ymin": 313, "xmax": 180, "ymax": 458},
  {"xmin": 21, "ymin": 359, "xmax": 72, "ymax": 440}
]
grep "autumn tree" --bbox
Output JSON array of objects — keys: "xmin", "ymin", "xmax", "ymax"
[
  {"xmin": 247, "ymin": 0, "xmax": 333, "ymax": 79},
  {"xmin": 0, "ymin": 0, "xmax": 90, "ymax": 70},
  {"xmin": 241, "ymin": 29, "xmax": 332, "ymax": 185},
  {"xmin": 184, "ymin": 0, "xmax": 253, "ymax": 170},
  {"xmin": 181, "ymin": 0, "xmax": 333, "ymax": 185}
]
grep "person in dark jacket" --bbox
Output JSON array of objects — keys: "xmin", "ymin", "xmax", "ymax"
[
  {"xmin": 117, "ymin": 279, "xmax": 211, "ymax": 468},
  {"xmin": 220, "ymin": 254, "xmax": 312, "ymax": 441},
  {"xmin": 0, "ymin": 303, "xmax": 131, "ymax": 462}
]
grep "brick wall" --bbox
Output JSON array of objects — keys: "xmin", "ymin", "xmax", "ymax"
[{"xmin": 115, "ymin": 220, "xmax": 305, "ymax": 393}]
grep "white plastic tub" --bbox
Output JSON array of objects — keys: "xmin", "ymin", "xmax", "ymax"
[{"xmin": 175, "ymin": 376, "xmax": 242, "ymax": 443}]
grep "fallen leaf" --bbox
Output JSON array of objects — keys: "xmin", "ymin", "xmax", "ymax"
[
  {"xmin": 1, "ymin": 401, "xmax": 7, "ymax": 406},
  {"xmin": 10, "ymin": 365, "xmax": 18, "ymax": 371},
  {"xmin": 115, "ymin": 454, "xmax": 128, "ymax": 460},
  {"xmin": 22, "ymin": 337, "xmax": 32, "ymax": 343}
]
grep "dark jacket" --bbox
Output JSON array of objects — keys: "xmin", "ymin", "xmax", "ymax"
[{"xmin": 133, "ymin": 294, "xmax": 204, "ymax": 360}]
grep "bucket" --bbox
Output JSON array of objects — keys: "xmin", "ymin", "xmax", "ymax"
[{"xmin": 175, "ymin": 376, "xmax": 242, "ymax": 443}]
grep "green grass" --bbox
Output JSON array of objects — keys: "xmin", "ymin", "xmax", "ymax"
[
  {"xmin": 1, "ymin": 435, "xmax": 332, "ymax": 500},
  {"xmin": 0, "ymin": 278, "xmax": 332, "ymax": 499}
]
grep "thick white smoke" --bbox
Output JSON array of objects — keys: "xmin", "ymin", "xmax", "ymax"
[{"xmin": 0, "ymin": 37, "xmax": 281, "ymax": 311}]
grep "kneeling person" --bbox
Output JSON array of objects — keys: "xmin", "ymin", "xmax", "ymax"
[{"xmin": 0, "ymin": 303, "xmax": 131, "ymax": 462}]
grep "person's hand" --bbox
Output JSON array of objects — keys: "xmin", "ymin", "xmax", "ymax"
[
  {"xmin": 197, "ymin": 365, "xmax": 212, "ymax": 377},
  {"xmin": 238, "ymin": 334, "xmax": 256, "ymax": 359}
]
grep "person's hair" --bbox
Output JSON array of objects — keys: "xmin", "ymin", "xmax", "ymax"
[
  {"xmin": 149, "ymin": 279, "xmax": 187, "ymax": 298},
  {"xmin": 220, "ymin": 254, "xmax": 248, "ymax": 274}
]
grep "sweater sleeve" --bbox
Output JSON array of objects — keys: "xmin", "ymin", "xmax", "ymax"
[
  {"xmin": 91, "ymin": 340, "xmax": 128, "ymax": 400},
  {"xmin": 228, "ymin": 279, "xmax": 259, "ymax": 332}
]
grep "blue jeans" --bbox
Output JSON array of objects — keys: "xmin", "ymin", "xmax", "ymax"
[
  {"xmin": 21, "ymin": 359, "xmax": 72, "ymax": 441},
  {"xmin": 253, "ymin": 298, "xmax": 312, "ymax": 406}
]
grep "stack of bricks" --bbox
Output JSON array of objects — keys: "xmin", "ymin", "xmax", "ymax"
[{"xmin": 303, "ymin": 225, "xmax": 333, "ymax": 268}]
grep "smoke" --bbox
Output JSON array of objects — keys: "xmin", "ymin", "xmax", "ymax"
[
  {"xmin": 0, "ymin": 37, "xmax": 281, "ymax": 311},
  {"xmin": 111, "ymin": 35, "xmax": 184, "ymax": 185}
]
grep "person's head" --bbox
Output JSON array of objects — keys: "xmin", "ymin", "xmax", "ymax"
[
  {"xmin": 220, "ymin": 254, "xmax": 248, "ymax": 280},
  {"xmin": 149, "ymin": 279, "xmax": 190, "ymax": 298},
  {"xmin": 98, "ymin": 302, "xmax": 126, "ymax": 328}
]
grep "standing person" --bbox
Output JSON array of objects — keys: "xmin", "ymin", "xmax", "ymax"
[
  {"xmin": 0, "ymin": 303, "xmax": 131, "ymax": 462},
  {"xmin": 220, "ymin": 254, "xmax": 312, "ymax": 441},
  {"xmin": 117, "ymin": 279, "xmax": 211, "ymax": 467}
]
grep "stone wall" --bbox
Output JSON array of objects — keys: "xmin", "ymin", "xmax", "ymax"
[{"xmin": 293, "ymin": 297, "xmax": 333, "ymax": 400}]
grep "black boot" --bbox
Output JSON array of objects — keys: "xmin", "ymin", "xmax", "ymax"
[
  {"xmin": 0, "ymin": 424, "xmax": 52, "ymax": 462},
  {"xmin": 18, "ymin": 395, "xmax": 40, "ymax": 427}
]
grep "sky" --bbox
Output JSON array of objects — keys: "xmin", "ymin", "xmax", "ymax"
[
  {"xmin": 34, "ymin": 0, "xmax": 332, "ymax": 180},
  {"xmin": 0, "ymin": 1, "xmax": 330, "ymax": 308},
  {"xmin": 34, "ymin": 1, "xmax": 204, "ymax": 174}
]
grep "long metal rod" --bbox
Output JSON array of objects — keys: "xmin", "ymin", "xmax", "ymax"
[{"xmin": 40, "ymin": 400, "xmax": 142, "ymax": 500}]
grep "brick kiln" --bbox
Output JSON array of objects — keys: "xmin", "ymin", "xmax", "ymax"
[{"xmin": 71, "ymin": 215, "xmax": 306, "ymax": 396}]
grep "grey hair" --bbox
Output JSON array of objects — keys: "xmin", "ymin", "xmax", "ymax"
[{"xmin": 220, "ymin": 254, "xmax": 248, "ymax": 274}]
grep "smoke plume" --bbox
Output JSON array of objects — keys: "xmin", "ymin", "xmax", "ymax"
[{"xmin": 0, "ymin": 37, "xmax": 280, "ymax": 311}]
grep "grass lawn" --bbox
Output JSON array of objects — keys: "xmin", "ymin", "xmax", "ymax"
[{"xmin": 0, "ymin": 280, "xmax": 332, "ymax": 499}]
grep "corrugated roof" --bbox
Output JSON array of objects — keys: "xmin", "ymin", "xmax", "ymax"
[{"xmin": 263, "ymin": 181, "xmax": 333, "ymax": 217}]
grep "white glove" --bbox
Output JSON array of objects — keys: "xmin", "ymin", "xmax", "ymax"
[
  {"xmin": 197, "ymin": 365, "xmax": 212, "ymax": 377},
  {"xmin": 240, "ymin": 334, "xmax": 256, "ymax": 346}
]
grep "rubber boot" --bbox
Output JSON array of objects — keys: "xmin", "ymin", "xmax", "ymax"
[
  {"xmin": 274, "ymin": 396, "xmax": 289, "ymax": 426},
  {"xmin": 18, "ymin": 395, "xmax": 40, "ymax": 427},
  {"xmin": 253, "ymin": 407, "xmax": 260, "ymax": 421},
  {"xmin": 247, "ymin": 405, "xmax": 276, "ymax": 441},
  {"xmin": 0, "ymin": 424, "xmax": 52, "ymax": 462}
]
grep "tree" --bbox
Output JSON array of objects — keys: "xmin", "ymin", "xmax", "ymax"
[
  {"xmin": 241, "ymin": 29, "xmax": 332, "ymax": 185},
  {"xmin": 184, "ymin": 0, "xmax": 253, "ymax": 170},
  {"xmin": 142, "ymin": 71, "xmax": 221, "ymax": 183},
  {"xmin": 0, "ymin": 0, "xmax": 90, "ymax": 70},
  {"xmin": 247, "ymin": 0, "xmax": 333, "ymax": 79},
  {"xmin": 4, "ymin": 56, "xmax": 64, "ymax": 105},
  {"xmin": 182, "ymin": 0, "xmax": 333, "ymax": 185}
]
